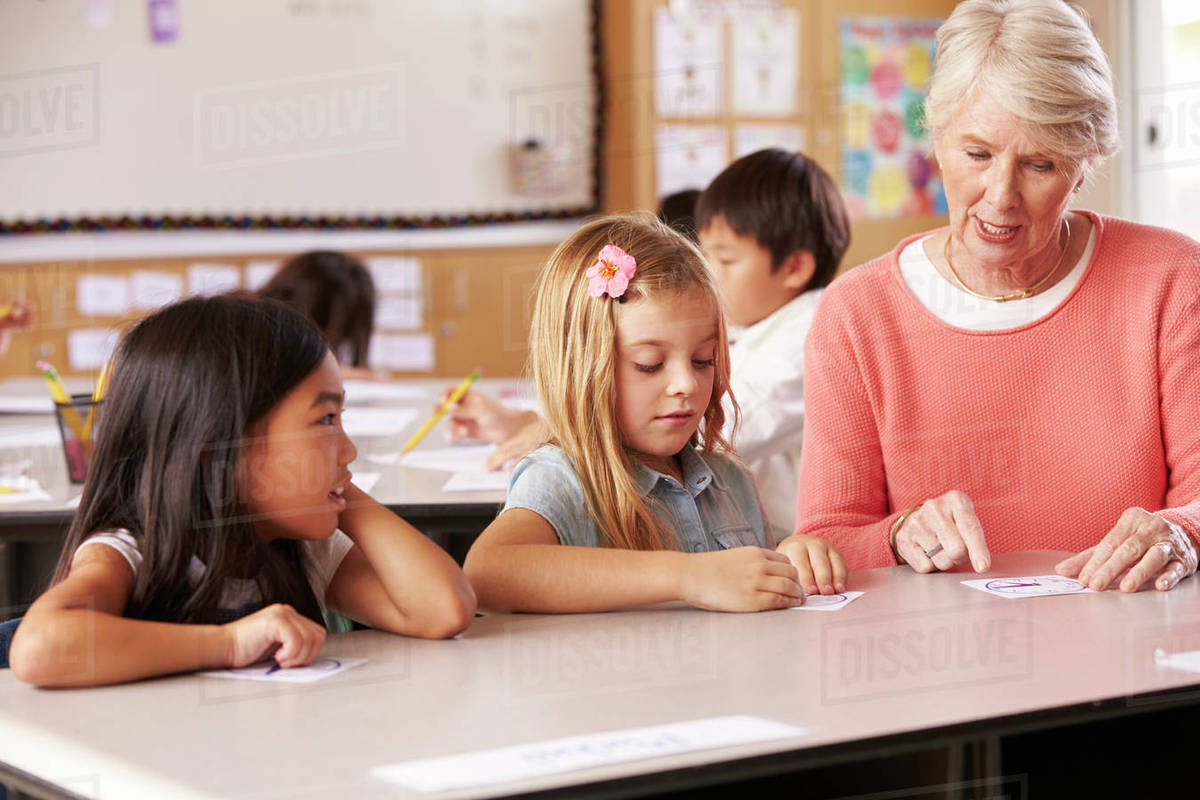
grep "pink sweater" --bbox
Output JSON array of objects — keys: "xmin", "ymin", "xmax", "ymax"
[{"xmin": 795, "ymin": 212, "xmax": 1200, "ymax": 569}]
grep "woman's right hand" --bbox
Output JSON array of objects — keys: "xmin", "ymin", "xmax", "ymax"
[
  {"xmin": 223, "ymin": 603, "xmax": 327, "ymax": 669},
  {"xmin": 892, "ymin": 490, "xmax": 992, "ymax": 573},
  {"xmin": 680, "ymin": 547, "xmax": 804, "ymax": 612}
]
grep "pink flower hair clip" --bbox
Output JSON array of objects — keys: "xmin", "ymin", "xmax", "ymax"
[{"xmin": 586, "ymin": 244, "xmax": 637, "ymax": 301}]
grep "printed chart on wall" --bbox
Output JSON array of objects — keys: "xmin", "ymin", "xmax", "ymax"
[{"xmin": 839, "ymin": 17, "xmax": 947, "ymax": 220}]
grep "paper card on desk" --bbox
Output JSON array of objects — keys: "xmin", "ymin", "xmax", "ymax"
[
  {"xmin": 353, "ymin": 472, "xmax": 381, "ymax": 493},
  {"xmin": 0, "ymin": 396, "xmax": 54, "ymax": 414},
  {"xmin": 341, "ymin": 407, "xmax": 418, "ymax": 437},
  {"xmin": 201, "ymin": 657, "xmax": 366, "ymax": 683},
  {"xmin": 371, "ymin": 715, "xmax": 806, "ymax": 793},
  {"xmin": 0, "ymin": 476, "xmax": 52, "ymax": 504},
  {"xmin": 1155, "ymin": 649, "xmax": 1200, "ymax": 673},
  {"xmin": 402, "ymin": 444, "xmax": 495, "ymax": 472},
  {"xmin": 0, "ymin": 426, "xmax": 61, "ymax": 449},
  {"xmin": 442, "ymin": 470, "xmax": 508, "ymax": 493},
  {"xmin": 961, "ymin": 576, "xmax": 1092, "ymax": 599},
  {"xmin": 790, "ymin": 591, "xmax": 864, "ymax": 611},
  {"xmin": 341, "ymin": 380, "xmax": 425, "ymax": 405}
]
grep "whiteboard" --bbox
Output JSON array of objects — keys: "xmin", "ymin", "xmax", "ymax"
[{"xmin": 0, "ymin": 0, "xmax": 597, "ymax": 227}]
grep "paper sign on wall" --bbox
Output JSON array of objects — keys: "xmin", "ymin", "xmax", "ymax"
[
  {"xmin": 369, "ymin": 332, "xmax": 434, "ymax": 372},
  {"xmin": 187, "ymin": 263, "xmax": 241, "ymax": 296},
  {"xmin": 68, "ymin": 327, "xmax": 120, "ymax": 371},
  {"xmin": 656, "ymin": 124, "xmax": 728, "ymax": 197},
  {"xmin": 654, "ymin": 7, "xmax": 724, "ymax": 118},
  {"xmin": 76, "ymin": 274, "xmax": 131, "ymax": 316},
  {"xmin": 131, "ymin": 270, "xmax": 184, "ymax": 310},
  {"xmin": 243, "ymin": 260, "xmax": 280, "ymax": 292},
  {"xmin": 732, "ymin": 6, "xmax": 800, "ymax": 115},
  {"xmin": 366, "ymin": 257, "xmax": 422, "ymax": 294},
  {"xmin": 375, "ymin": 295, "xmax": 423, "ymax": 330}
]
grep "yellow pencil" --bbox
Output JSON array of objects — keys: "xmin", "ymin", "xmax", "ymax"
[
  {"xmin": 402, "ymin": 369, "xmax": 480, "ymax": 454},
  {"xmin": 36, "ymin": 360, "xmax": 87, "ymax": 440},
  {"xmin": 82, "ymin": 359, "xmax": 111, "ymax": 443}
]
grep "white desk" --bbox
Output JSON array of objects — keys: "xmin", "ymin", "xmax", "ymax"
[
  {"xmin": 0, "ymin": 378, "xmax": 516, "ymax": 609},
  {"xmin": 1, "ymin": 551, "xmax": 1198, "ymax": 799}
]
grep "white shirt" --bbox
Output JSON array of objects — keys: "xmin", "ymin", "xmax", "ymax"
[
  {"xmin": 724, "ymin": 288, "xmax": 823, "ymax": 542},
  {"xmin": 76, "ymin": 529, "xmax": 354, "ymax": 615},
  {"xmin": 898, "ymin": 226, "xmax": 1097, "ymax": 329}
]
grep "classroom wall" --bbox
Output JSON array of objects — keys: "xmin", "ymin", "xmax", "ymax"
[{"xmin": 0, "ymin": 0, "xmax": 1139, "ymax": 383}]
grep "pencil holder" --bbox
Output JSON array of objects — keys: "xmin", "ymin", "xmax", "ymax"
[{"xmin": 54, "ymin": 393, "xmax": 101, "ymax": 484}]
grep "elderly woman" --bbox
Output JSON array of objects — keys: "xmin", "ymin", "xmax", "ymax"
[{"xmin": 795, "ymin": 0, "xmax": 1200, "ymax": 593}]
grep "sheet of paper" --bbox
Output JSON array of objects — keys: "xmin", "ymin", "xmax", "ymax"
[
  {"xmin": 369, "ymin": 333, "xmax": 435, "ymax": 372},
  {"xmin": 131, "ymin": 269, "xmax": 184, "ymax": 310},
  {"xmin": 654, "ymin": 7, "xmax": 723, "ymax": 118},
  {"xmin": 200, "ymin": 657, "xmax": 366, "ymax": 683},
  {"xmin": 76, "ymin": 274, "xmax": 131, "ymax": 316},
  {"xmin": 0, "ymin": 426, "xmax": 61, "ymax": 449},
  {"xmin": 375, "ymin": 295, "xmax": 424, "ymax": 330},
  {"xmin": 67, "ymin": 327, "xmax": 119, "ymax": 371},
  {"xmin": 0, "ymin": 396, "xmax": 54, "ymax": 414},
  {"xmin": 243, "ymin": 259, "xmax": 280, "ymax": 292},
  {"xmin": 0, "ymin": 475, "xmax": 52, "ymax": 504},
  {"xmin": 1155, "ymin": 649, "xmax": 1200, "ymax": 673},
  {"xmin": 187, "ymin": 262, "xmax": 241, "ymax": 296},
  {"xmin": 656, "ymin": 124, "xmax": 729, "ymax": 197},
  {"xmin": 789, "ymin": 591, "xmax": 864, "ymax": 611},
  {"xmin": 961, "ymin": 575, "xmax": 1092, "ymax": 599},
  {"xmin": 732, "ymin": 6, "xmax": 800, "ymax": 115},
  {"xmin": 366, "ymin": 452, "xmax": 399, "ymax": 466},
  {"xmin": 341, "ymin": 379, "xmax": 425, "ymax": 405},
  {"xmin": 372, "ymin": 715, "xmax": 806, "ymax": 793},
  {"xmin": 734, "ymin": 123, "xmax": 806, "ymax": 159},
  {"xmin": 366, "ymin": 257, "xmax": 423, "ymax": 294},
  {"xmin": 354, "ymin": 472, "xmax": 381, "ymax": 493},
  {"xmin": 442, "ymin": 470, "xmax": 509, "ymax": 493},
  {"xmin": 402, "ymin": 444, "xmax": 495, "ymax": 472},
  {"xmin": 341, "ymin": 407, "xmax": 418, "ymax": 438}
]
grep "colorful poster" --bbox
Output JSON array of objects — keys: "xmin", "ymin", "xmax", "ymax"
[{"xmin": 839, "ymin": 17, "xmax": 947, "ymax": 220}]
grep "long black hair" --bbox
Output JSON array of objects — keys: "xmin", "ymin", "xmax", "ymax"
[
  {"xmin": 259, "ymin": 251, "xmax": 376, "ymax": 367},
  {"xmin": 52, "ymin": 296, "xmax": 330, "ymax": 625}
]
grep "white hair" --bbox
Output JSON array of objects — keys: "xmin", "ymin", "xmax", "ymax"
[{"xmin": 924, "ymin": 0, "xmax": 1118, "ymax": 167}]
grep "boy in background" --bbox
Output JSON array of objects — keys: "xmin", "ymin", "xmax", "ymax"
[{"xmin": 696, "ymin": 148, "xmax": 850, "ymax": 541}]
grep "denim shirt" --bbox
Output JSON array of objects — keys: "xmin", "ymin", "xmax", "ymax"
[{"xmin": 503, "ymin": 445, "xmax": 771, "ymax": 552}]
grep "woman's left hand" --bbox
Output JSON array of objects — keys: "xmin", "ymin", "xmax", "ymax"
[{"xmin": 1055, "ymin": 507, "xmax": 1199, "ymax": 592}]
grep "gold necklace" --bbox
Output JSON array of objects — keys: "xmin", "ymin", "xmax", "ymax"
[{"xmin": 942, "ymin": 217, "xmax": 1071, "ymax": 303}]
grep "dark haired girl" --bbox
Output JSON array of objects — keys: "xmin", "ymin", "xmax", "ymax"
[{"xmin": 11, "ymin": 297, "xmax": 474, "ymax": 687}]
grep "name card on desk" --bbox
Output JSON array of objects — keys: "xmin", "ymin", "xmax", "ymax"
[{"xmin": 371, "ymin": 715, "xmax": 806, "ymax": 793}]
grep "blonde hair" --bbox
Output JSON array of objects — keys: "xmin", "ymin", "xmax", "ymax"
[
  {"xmin": 925, "ymin": 0, "xmax": 1118, "ymax": 167},
  {"xmin": 529, "ymin": 213, "xmax": 737, "ymax": 551}
]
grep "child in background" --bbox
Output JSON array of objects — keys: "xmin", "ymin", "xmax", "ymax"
[
  {"xmin": 696, "ymin": 148, "xmax": 851, "ymax": 543},
  {"xmin": 259, "ymin": 251, "xmax": 389, "ymax": 381},
  {"xmin": 656, "ymin": 188, "xmax": 702, "ymax": 243},
  {"xmin": 463, "ymin": 215, "xmax": 845, "ymax": 613},
  {"xmin": 10, "ymin": 297, "xmax": 475, "ymax": 687},
  {"xmin": 439, "ymin": 190, "xmax": 705, "ymax": 469}
]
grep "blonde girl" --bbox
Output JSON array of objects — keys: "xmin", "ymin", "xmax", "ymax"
[{"xmin": 465, "ymin": 214, "xmax": 842, "ymax": 612}]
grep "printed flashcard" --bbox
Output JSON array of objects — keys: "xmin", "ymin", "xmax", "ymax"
[
  {"xmin": 1154, "ymin": 649, "xmax": 1200, "ymax": 673},
  {"xmin": 200, "ymin": 657, "xmax": 366, "ymax": 683},
  {"xmin": 372, "ymin": 715, "xmax": 807, "ymax": 793},
  {"xmin": 789, "ymin": 591, "xmax": 864, "ymax": 611},
  {"xmin": 961, "ymin": 575, "xmax": 1092, "ymax": 599}
]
